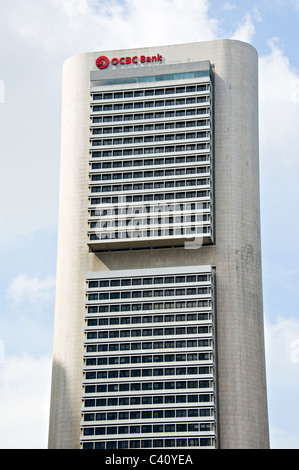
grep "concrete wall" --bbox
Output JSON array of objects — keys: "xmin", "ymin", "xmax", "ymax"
[{"xmin": 48, "ymin": 39, "xmax": 269, "ymax": 449}]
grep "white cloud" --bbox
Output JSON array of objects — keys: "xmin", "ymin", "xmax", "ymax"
[
  {"xmin": 265, "ymin": 316, "xmax": 299, "ymax": 448},
  {"xmin": 117, "ymin": 0, "xmax": 219, "ymax": 47},
  {"xmin": 260, "ymin": 38, "xmax": 299, "ymax": 105},
  {"xmin": 222, "ymin": 2, "xmax": 236, "ymax": 11},
  {"xmin": 259, "ymin": 38, "xmax": 299, "ymax": 253},
  {"xmin": 230, "ymin": 12, "xmax": 256, "ymax": 43},
  {"xmin": 6, "ymin": 274, "xmax": 56, "ymax": 305},
  {"xmin": 53, "ymin": 0, "xmax": 91, "ymax": 16},
  {"xmin": 229, "ymin": 7, "xmax": 262, "ymax": 44},
  {"xmin": 265, "ymin": 316, "xmax": 299, "ymax": 381},
  {"xmin": 7, "ymin": 0, "xmax": 219, "ymax": 52},
  {"xmin": 0, "ymin": 354, "xmax": 52, "ymax": 449},
  {"xmin": 270, "ymin": 428, "xmax": 299, "ymax": 450},
  {"xmin": 0, "ymin": 0, "xmax": 220, "ymax": 251}
]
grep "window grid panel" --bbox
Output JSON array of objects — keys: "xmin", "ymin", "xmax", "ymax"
[
  {"xmin": 80, "ymin": 266, "xmax": 217, "ymax": 449},
  {"xmin": 87, "ymin": 77, "xmax": 214, "ymax": 250}
]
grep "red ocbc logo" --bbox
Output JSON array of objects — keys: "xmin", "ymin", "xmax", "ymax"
[
  {"xmin": 96, "ymin": 54, "xmax": 162, "ymax": 70},
  {"xmin": 96, "ymin": 56, "xmax": 110, "ymax": 69}
]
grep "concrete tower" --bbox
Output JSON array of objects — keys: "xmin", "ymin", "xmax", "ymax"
[{"xmin": 48, "ymin": 39, "xmax": 269, "ymax": 449}]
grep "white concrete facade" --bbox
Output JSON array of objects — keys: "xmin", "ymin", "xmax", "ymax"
[{"xmin": 48, "ymin": 40, "xmax": 269, "ymax": 449}]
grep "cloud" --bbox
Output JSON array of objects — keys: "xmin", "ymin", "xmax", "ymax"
[
  {"xmin": 259, "ymin": 38, "xmax": 299, "ymax": 147},
  {"xmin": 6, "ymin": 0, "xmax": 219, "ymax": 52},
  {"xmin": 270, "ymin": 428, "xmax": 299, "ymax": 450},
  {"xmin": 115, "ymin": 0, "xmax": 219, "ymax": 47},
  {"xmin": 6, "ymin": 274, "xmax": 56, "ymax": 305},
  {"xmin": 259, "ymin": 38, "xmax": 299, "ymax": 255},
  {"xmin": 222, "ymin": 2, "xmax": 236, "ymax": 11},
  {"xmin": 228, "ymin": 7, "xmax": 262, "ymax": 44},
  {"xmin": 230, "ymin": 12, "xmax": 256, "ymax": 43},
  {"xmin": 0, "ymin": 0, "xmax": 220, "ymax": 251},
  {"xmin": 53, "ymin": 0, "xmax": 91, "ymax": 16},
  {"xmin": 0, "ymin": 354, "xmax": 52, "ymax": 449},
  {"xmin": 265, "ymin": 316, "xmax": 299, "ymax": 380},
  {"xmin": 265, "ymin": 316, "xmax": 299, "ymax": 448},
  {"xmin": 3, "ymin": 275, "xmax": 56, "ymax": 355},
  {"xmin": 260, "ymin": 38, "xmax": 299, "ymax": 105}
]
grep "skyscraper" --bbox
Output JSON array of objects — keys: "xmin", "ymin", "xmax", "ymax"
[{"xmin": 48, "ymin": 39, "xmax": 269, "ymax": 449}]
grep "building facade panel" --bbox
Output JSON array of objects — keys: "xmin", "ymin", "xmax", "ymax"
[
  {"xmin": 81, "ymin": 266, "xmax": 217, "ymax": 449},
  {"xmin": 49, "ymin": 40, "xmax": 269, "ymax": 449},
  {"xmin": 88, "ymin": 64, "xmax": 214, "ymax": 250}
]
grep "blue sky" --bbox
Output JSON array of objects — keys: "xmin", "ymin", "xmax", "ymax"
[{"xmin": 1, "ymin": 0, "xmax": 299, "ymax": 449}]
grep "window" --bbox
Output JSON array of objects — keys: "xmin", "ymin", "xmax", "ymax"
[{"xmin": 83, "ymin": 265, "xmax": 215, "ymax": 447}]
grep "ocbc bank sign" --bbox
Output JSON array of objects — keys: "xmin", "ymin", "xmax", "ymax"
[{"xmin": 96, "ymin": 54, "xmax": 163, "ymax": 70}]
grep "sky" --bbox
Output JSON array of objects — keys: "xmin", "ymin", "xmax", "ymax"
[{"xmin": 0, "ymin": 0, "xmax": 299, "ymax": 449}]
